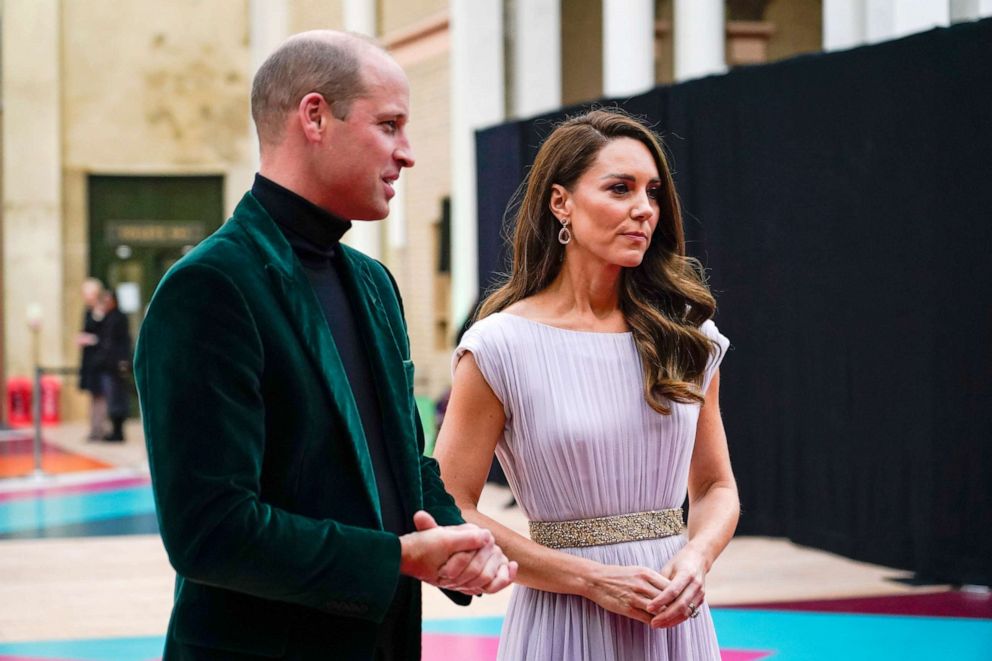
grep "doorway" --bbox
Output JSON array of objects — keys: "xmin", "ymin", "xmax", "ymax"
[{"xmin": 88, "ymin": 175, "xmax": 224, "ymax": 336}]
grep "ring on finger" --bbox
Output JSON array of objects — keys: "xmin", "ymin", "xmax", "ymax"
[{"xmin": 688, "ymin": 602, "xmax": 701, "ymax": 619}]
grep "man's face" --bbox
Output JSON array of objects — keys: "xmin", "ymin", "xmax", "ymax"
[{"xmin": 316, "ymin": 55, "xmax": 415, "ymax": 220}]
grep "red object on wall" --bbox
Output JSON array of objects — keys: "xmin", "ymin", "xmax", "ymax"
[
  {"xmin": 6, "ymin": 377, "xmax": 33, "ymax": 427},
  {"xmin": 40, "ymin": 375, "xmax": 62, "ymax": 425}
]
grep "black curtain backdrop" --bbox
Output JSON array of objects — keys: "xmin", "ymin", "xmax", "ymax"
[{"xmin": 474, "ymin": 20, "xmax": 992, "ymax": 586}]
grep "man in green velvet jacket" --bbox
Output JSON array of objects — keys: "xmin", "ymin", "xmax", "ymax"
[{"xmin": 135, "ymin": 31, "xmax": 515, "ymax": 660}]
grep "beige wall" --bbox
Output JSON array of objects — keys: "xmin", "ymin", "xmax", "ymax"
[
  {"xmin": 656, "ymin": 0, "xmax": 675, "ymax": 84},
  {"xmin": 62, "ymin": 2, "xmax": 252, "ymax": 171},
  {"xmin": 388, "ymin": 50, "xmax": 452, "ymax": 397},
  {"xmin": 288, "ymin": 0, "xmax": 344, "ymax": 34},
  {"xmin": 380, "ymin": 0, "xmax": 447, "ymax": 35},
  {"xmin": 562, "ymin": 0, "xmax": 604, "ymax": 105},
  {"xmin": 766, "ymin": 0, "xmax": 823, "ymax": 62},
  {"xmin": 55, "ymin": 0, "xmax": 256, "ymax": 419},
  {"xmin": 2, "ymin": 0, "xmax": 64, "ymax": 382}
]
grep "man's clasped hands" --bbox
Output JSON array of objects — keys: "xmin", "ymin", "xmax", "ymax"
[{"xmin": 399, "ymin": 511, "xmax": 517, "ymax": 595}]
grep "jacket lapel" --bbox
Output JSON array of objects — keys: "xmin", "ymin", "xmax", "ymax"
[
  {"xmin": 337, "ymin": 248, "xmax": 422, "ymax": 512},
  {"xmin": 232, "ymin": 193, "xmax": 383, "ymax": 526}
]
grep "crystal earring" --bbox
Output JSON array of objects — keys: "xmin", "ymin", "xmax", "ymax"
[{"xmin": 558, "ymin": 217, "xmax": 571, "ymax": 245}]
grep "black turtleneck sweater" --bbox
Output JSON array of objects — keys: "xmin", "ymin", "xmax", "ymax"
[{"xmin": 251, "ymin": 174, "xmax": 406, "ymax": 538}]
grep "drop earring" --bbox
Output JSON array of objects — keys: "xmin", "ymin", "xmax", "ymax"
[{"xmin": 558, "ymin": 217, "xmax": 571, "ymax": 245}]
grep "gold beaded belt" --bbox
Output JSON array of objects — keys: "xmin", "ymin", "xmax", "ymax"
[{"xmin": 528, "ymin": 508, "xmax": 685, "ymax": 549}]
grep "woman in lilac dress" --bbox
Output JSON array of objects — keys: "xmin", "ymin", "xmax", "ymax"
[{"xmin": 434, "ymin": 110, "xmax": 739, "ymax": 660}]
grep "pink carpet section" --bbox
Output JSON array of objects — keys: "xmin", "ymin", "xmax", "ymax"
[
  {"xmin": 422, "ymin": 634, "xmax": 771, "ymax": 661},
  {"xmin": 422, "ymin": 634, "xmax": 500, "ymax": 659},
  {"xmin": 721, "ymin": 651, "xmax": 775, "ymax": 661}
]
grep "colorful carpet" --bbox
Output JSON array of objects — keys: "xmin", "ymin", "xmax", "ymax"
[
  {"xmin": 1, "ymin": 606, "xmax": 990, "ymax": 661},
  {"xmin": 2, "ymin": 474, "xmax": 990, "ymax": 660},
  {"xmin": 0, "ymin": 437, "xmax": 111, "ymax": 479}
]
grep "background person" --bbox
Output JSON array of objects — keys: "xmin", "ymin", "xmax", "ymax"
[
  {"xmin": 76, "ymin": 277, "xmax": 106, "ymax": 441},
  {"xmin": 94, "ymin": 289, "xmax": 131, "ymax": 442}
]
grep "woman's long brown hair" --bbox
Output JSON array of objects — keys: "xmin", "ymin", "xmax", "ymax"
[{"xmin": 478, "ymin": 109, "xmax": 718, "ymax": 414}]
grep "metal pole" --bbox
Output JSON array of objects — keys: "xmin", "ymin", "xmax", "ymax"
[{"xmin": 32, "ymin": 366, "xmax": 44, "ymax": 479}]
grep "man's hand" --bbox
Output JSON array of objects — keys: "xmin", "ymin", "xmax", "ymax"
[
  {"xmin": 436, "ymin": 528, "xmax": 518, "ymax": 596},
  {"xmin": 399, "ymin": 511, "xmax": 517, "ymax": 595}
]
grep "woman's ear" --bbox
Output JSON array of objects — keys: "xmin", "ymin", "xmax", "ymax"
[
  {"xmin": 549, "ymin": 184, "xmax": 571, "ymax": 220},
  {"xmin": 298, "ymin": 92, "xmax": 327, "ymax": 142}
]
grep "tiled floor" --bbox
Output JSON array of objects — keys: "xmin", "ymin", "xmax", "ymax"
[{"xmin": 1, "ymin": 423, "xmax": 989, "ymax": 660}]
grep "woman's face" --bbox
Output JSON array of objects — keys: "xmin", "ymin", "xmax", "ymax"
[{"xmin": 551, "ymin": 137, "xmax": 661, "ymax": 269}]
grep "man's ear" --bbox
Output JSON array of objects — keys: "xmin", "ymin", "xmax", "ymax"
[
  {"xmin": 549, "ymin": 184, "xmax": 571, "ymax": 219},
  {"xmin": 297, "ymin": 92, "xmax": 327, "ymax": 143}
]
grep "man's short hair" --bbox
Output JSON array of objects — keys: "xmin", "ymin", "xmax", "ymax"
[{"xmin": 250, "ymin": 32, "xmax": 381, "ymax": 146}]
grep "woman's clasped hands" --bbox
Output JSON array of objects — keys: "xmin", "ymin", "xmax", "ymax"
[
  {"xmin": 645, "ymin": 547, "xmax": 708, "ymax": 628},
  {"xmin": 581, "ymin": 547, "xmax": 707, "ymax": 628}
]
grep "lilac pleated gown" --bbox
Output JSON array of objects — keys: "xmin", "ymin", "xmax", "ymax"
[{"xmin": 454, "ymin": 312, "xmax": 730, "ymax": 661}]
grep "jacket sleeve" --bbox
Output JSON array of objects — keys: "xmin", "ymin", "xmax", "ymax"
[
  {"xmin": 377, "ymin": 262, "xmax": 473, "ymax": 607},
  {"xmin": 135, "ymin": 263, "xmax": 402, "ymax": 623}
]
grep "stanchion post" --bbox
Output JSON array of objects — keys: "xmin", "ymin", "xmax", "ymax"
[
  {"xmin": 26, "ymin": 303, "xmax": 45, "ymax": 479},
  {"xmin": 33, "ymin": 366, "xmax": 44, "ymax": 479}
]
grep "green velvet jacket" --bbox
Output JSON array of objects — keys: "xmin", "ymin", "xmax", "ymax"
[{"xmin": 134, "ymin": 192, "xmax": 469, "ymax": 660}]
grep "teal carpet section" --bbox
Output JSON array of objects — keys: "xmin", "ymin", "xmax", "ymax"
[
  {"xmin": 710, "ymin": 609, "xmax": 992, "ymax": 661},
  {"xmin": 0, "ymin": 486, "xmax": 156, "ymax": 535},
  {"xmin": 0, "ymin": 610, "xmax": 990, "ymax": 660},
  {"xmin": 422, "ymin": 616, "xmax": 504, "ymax": 636},
  {"xmin": 0, "ymin": 635, "xmax": 163, "ymax": 660}
]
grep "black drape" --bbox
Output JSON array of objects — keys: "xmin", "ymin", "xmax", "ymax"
[{"xmin": 474, "ymin": 19, "xmax": 992, "ymax": 585}]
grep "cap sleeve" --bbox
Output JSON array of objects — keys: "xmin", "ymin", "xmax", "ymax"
[
  {"xmin": 699, "ymin": 319, "xmax": 730, "ymax": 394},
  {"xmin": 452, "ymin": 320, "xmax": 510, "ymax": 419}
]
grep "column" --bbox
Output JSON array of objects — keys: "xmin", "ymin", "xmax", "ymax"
[
  {"xmin": 951, "ymin": 0, "xmax": 992, "ymax": 21},
  {"xmin": 342, "ymin": 0, "xmax": 383, "ymax": 258},
  {"xmin": 450, "ymin": 0, "xmax": 504, "ymax": 326},
  {"xmin": 249, "ymin": 0, "xmax": 290, "ymax": 162},
  {"xmin": 866, "ymin": 0, "xmax": 949, "ymax": 44},
  {"xmin": 827, "ymin": 1, "xmax": 959, "ymax": 51},
  {"xmin": 242, "ymin": 0, "xmax": 291, "ymax": 215},
  {"xmin": 510, "ymin": 0, "xmax": 561, "ymax": 117},
  {"xmin": 673, "ymin": 0, "xmax": 726, "ymax": 82},
  {"xmin": 386, "ymin": 176, "xmax": 407, "ymax": 252},
  {"xmin": 823, "ymin": 0, "xmax": 866, "ymax": 51},
  {"xmin": 343, "ymin": 0, "xmax": 376, "ymax": 36},
  {"xmin": 603, "ymin": 0, "xmax": 655, "ymax": 96},
  {"xmin": 2, "ymin": 0, "xmax": 64, "ymax": 376},
  {"xmin": 890, "ymin": 1, "xmax": 950, "ymax": 39}
]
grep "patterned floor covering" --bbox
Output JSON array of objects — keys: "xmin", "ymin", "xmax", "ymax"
[
  {"xmin": 1, "ymin": 454, "xmax": 990, "ymax": 660},
  {"xmin": 0, "ymin": 436, "xmax": 111, "ymax": 479}
]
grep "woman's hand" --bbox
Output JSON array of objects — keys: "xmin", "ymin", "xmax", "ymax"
[
  {"xmin": 581, "ymin": 563, "xmax": 671, "ymax": 624},
  {"xmin": 645, "ymin": 545, "xmax": 708, "ymax": 628}
]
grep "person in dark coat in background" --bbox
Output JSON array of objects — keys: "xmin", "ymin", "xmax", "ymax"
[
  {"xmin": 77, "ymin": 277, "xmax": 106, "ymax": 440},
  {"xmin": 94, "ymin": 289, "xmax": 132, "ymax": 442}
]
